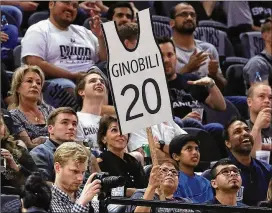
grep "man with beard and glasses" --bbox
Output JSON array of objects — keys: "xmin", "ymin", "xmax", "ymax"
[
  {"xmin": 169, "ymin": 134, "xmax": 214, "ymax": 203},
  {"xmin": 205, "ymin": 158, "xmax": 246, "ymax": 208},
  {"xmin": 246, "ymin": 83, "xmax": 272, "ymax": 162},
  {"xmin": 170, "ymin": 3, "xmax": 227, "ymax": 92},
  {"xmin": 50, "ymin": 142, "xmax": 101, "ymax": 213},
  {"xmin": 21, "ymin": 1, "xmax": 107, "ymax": 93},
  {"xmin": 224, "ymin": 116, "xmax": 272, "ymax": 206},
  {"xmin": 30, "ymin": 107, "xmax": 78, "ymax": 183}
]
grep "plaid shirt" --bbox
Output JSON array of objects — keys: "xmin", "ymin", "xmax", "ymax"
[{"xmin": 50, "ymin": 184, "xmax": 91, "ymax": 213}]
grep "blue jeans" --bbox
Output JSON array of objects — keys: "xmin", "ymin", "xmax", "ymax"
[
  {"xmin": 1, "ymin": 5, "xmax": 23, "ymax": 27},
  {"xmin": 1, "ymin": 24, "xmax": 18, "ymax": 60}
]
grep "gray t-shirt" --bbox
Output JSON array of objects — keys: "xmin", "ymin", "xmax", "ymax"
[
  {"xmin": 174, "ymin": 39, "xmax": 222, "ymax": 78},
  {"xmin": 243, "ymin": 50, "xmax": 272, "ymax": 87},
  {"xmin": 223, "ymin": 1, "xmax": 253, "ymax": 28}
]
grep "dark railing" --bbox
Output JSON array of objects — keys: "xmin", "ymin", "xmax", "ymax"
[{"xmin": 99, "ymin": 197, "xmax": 272, "ymax": 213}]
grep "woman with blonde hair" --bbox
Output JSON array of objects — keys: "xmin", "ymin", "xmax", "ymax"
[
  {"xmin": 0, "ymin": 113, "xmax": 37, "ymax": 194},
  {"xmin": 9, "ymin": 65, "xmax": 54, "ymax": 149}
]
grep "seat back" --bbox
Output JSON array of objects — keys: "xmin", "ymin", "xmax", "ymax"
[
  {"xmin": 1, "ymin": 194, "xmax": 20, "ymax": 211},
  {"xmin": 200, "ymin": 98, "xmax": 240, "ymax": 127},
  {"xmin": 183, "ymin": 127, "xmax": 223, "ymax": 165},
  {"xmin": 198, "ymin": 20, "xmax": 228, "ymax": 32},
  {"xmin": 151, "ymin": 15, "xmax": 172, "ymax": 38},
  {"xmin": 239, "ymin": 32, "xmax": 264, "ymax": 59},
  {"xmin": 225, "ymin": 64, "xmax": 246, "ymax": 96},
  {"xmin": 222, "ymin": 57, "xmax": 249, "ymax": 76},
  {"xmin": 13, "ymin": 45, "xmax": 21, "ymax": 69},
  {"xmin": 201, "ymin": 169, "xmax": 212, "ymax": 181},
  {"xmin": 194, "ymin": 27, "xmax": 235, "ymax": 59},
  {"xmin": 28, "ymin": 11, "xmax": 49, "ymax": 27},
  {"xmin": 42, "ymin": 81, "xmax": 80, "ymax": 110}
]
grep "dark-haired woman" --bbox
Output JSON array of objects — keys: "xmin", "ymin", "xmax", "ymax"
[
  {"xmin": 97, "ymin": 115, "xmax": 147, "ymax": 197},
  {"xmin": 0, "ymin": 113, "xmax": 37, "ymax": 193}
]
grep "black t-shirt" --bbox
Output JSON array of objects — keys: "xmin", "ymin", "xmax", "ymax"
[
  {"xmin": 168, "ymin": 73, "xmax": 209, "ymax": 119},
  {"xmin": 248, "ymin": 2, "xmax": 272, "ymax": 27},
  {"xmin": 99, "ymin": 151, "xmax": 147, "ymax": 189}
]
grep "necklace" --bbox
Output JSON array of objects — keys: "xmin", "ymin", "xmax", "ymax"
[{"xmin": 19, "ymin": 107, "xmax": 41, "ymax": 123}]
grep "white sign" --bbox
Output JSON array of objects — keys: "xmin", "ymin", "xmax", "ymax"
[{"xmin": 102, "ymin": 9, "xmax": 173, "ymax": 134}]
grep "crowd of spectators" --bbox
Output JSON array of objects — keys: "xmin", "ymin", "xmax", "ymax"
[{"xmin": 1, "ymin": 1, "xmax": 272, "ymax": 213}]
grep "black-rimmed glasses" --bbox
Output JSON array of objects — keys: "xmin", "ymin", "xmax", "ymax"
[{"xmin": 214, "ymin": 167, "xmax": 241, "ymax": 179}]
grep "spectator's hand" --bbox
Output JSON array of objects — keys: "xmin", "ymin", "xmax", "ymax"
[
  {"xmin": 18, "ymin": 2, "xmax": 39, "ymax": 11},
  {"xmin": 32, "ymin": 136, "xmax": 47, "ymax": 145},
  {"xmin": 148, "ymin": 165, "xmax": 161, "ymax": 189},
  {"xmin": 183, "ymin": 111, "xmax": 201, "ymax": 121},
  {"xmin": 0, "ymin": 32, "xmax": 9, "ymax": 42},
  {"xmin": 208, "ymin": 55, "xmax": 219, "ymax": 77},
  {"xmin": 134, "ymin": 147, "xmax": 145, "ymax": 158},
  {"xmin": 89, "ymin": 9, "xmax": 103, "ymax": 38},
  {"xmin": 187, "ymin": 76, "xmax": 213, "ymax": 86},
  {"xmin": 77, "ymin": 172, "xmax": 102, "ymax": 206},
  {"xmin": 79, "ymin": 1, "xmax": 101, "ymax": 15},
  {"xmin": 186, "ymin": 50, "xmax": 209, "ymax": 72},
  {"xmin": 71, "ymin": 71, "xmax": 87, "ymax": 81},
  {"xmin": 254, "ymin": 108, "xmax": 272, "ymax": 129},
  {"xmin": 1, "ymin": 148, "xmax": 20, "ymax": 171}
]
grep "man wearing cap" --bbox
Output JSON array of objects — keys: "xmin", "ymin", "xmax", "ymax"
[{"xmin": 169, "ymin": 134, "xmax": 214, "ymax": 203}]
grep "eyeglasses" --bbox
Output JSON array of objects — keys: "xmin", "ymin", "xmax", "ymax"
[
  {"xmin": 160, "ymin": 167, "xmax": 179, "ymax": 176},
  {"xmin": 175, "ymin": 12, "xmax": 196, "ymax": 19},
  {"xmin": 214, "ymin": 167, "xmax": 241, "ymax": 178}
]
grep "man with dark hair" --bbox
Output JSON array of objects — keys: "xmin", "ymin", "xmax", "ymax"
[
  {"xmin": 107, "ymin": 2, "xmax": 134, "ymax": 28},
  {"xmin": 21, "ymin": 1, "xmax": 107, "ymax": 92},
  {"xmin": 170, "ymin": 2, "xmax": 227, "ymax": 91},
  {"xmin": 157, "ymin": 37, "xmax": 226, "ymax": 156},
  {"xmin": 207, "ymin": 158, "xmax": 246, "ymax": 206},
  {"xmin": 30, "ymin": 107, "xmax": 78, "ymax": 182},
  {"xmin": 243, "ymin": 17, "xmax": 272, "ymax": 88},
  {"xmin": 224, "ymin": 116, "xmax": 272, "ymax": 206},
  {"xmin": 169, "ymin": 134, "xmax": 214, "ymax": 203}
]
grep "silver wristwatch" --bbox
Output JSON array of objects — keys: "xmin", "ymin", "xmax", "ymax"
[{"xmin": 207, "ymin": 79, "xmax": 215, "ymax": 89}]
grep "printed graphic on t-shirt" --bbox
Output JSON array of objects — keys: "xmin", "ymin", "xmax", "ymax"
[{"xmin": 59, "ymin": 44, "xmax": 92, "ymax": 64}]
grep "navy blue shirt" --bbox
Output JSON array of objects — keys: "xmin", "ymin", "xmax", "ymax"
[{"xmin": 229, "ymin": 153, "xmax": 272, "ymax": 206}]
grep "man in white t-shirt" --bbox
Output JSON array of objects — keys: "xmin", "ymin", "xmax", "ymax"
[
  {"xmin": 170, "ymin": 2, "xmax": 227, "ymax": 92},
  {"xmin": 75, "ymin": 68, "xmax": 108, "ymax": 150},
  {"xmin": 21, "ymin": 1, "xmax": 107, "ymax": 92}
]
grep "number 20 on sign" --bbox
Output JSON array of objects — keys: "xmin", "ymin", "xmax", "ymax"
[{"xmin": 102, "ymin": 9, "xmax": 173, "ymax": 135}]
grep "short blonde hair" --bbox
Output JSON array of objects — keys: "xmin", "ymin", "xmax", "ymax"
[
  {"xmin": 54, "ymin": 142, "xmax": 90, "ymax": 166},
  {"xmin": 10, "ymin": 65, "xmax": 45, "ymax": 106}
]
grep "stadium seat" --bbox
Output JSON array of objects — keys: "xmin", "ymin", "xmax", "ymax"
[
  {"xmin": 194, "ymin": 27, "xmax": 235, "ymax": 64},
  {"xmin": 13, "ymin": 45, "xmax": 21, "ymax": 69},
  {"xmin": 42, "ymin": 81, "xmax": 80, "ymax": 110},
  {"xmin": 201, "ymin": 169, "xmax": 212, "ymax": 181},
  {"xmin": 183, "ymin": 127, "xmax": 223, "ymax": 167},
  {"xmin": 144, "ymin": 164, "xmax": 152, "ymax": 180},
  {"xmin": 239, "ymin": 32, "xmax": 264, "ymax": 59},
  {"xmin": 28, "ymin": 11, "xmax": 49, "ymax": 27},
  {"xmin": 225, "ymin": 64, "xmax": 246, "ymax": 96},
  {"xmin": 222, "ymin": 57, "xmax": 249, "ymax": 76},
  {"xmin": 151, "ymin": 15, "xmax": 172, "ymax": 38},
  {"xmin": 0, "ymin": 10, "xmax": 18, "ymax": 27},
  {"xmin": 200, "ymin": 98, "xmax": 241, "ymax": 127},
  {"xmin": 198, "ymin": 20, "xmax": 228, "ymax": 32}
]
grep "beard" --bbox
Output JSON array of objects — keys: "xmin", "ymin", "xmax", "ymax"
[
  {"xmin": 174, "ymin": 22, "xmax": 196, "ymax": 35},
  {"xmin": 232, "ymin": 144, "xmax": 252, "ymax": 156}
]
